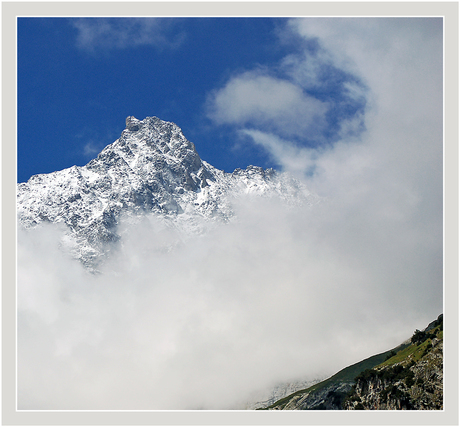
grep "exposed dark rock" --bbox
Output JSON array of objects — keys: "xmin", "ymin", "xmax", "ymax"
[{"xmin": 263, "ymin": 317, "xmax": 443, "ymax": 411}]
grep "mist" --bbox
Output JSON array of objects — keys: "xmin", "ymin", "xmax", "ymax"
[{"xmin": 18, "ymin": 186, "xmax": 442, "ymax": 409}]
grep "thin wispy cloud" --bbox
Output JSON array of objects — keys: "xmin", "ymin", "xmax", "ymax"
[
  {"xmin": 71, "ymin": 18, "xmax": 185, "ymax": 53},
  {"xmin": 83, "ymin": 140, "xmax": 103, "ymax": 157},
  {"xmin": 239, "ymin": 129, "xmax": 318, "ymax": 178}
]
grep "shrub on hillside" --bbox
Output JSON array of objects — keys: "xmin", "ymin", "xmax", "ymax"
[{"xmin": 411, "ymin": 329, "xmax": 427, "ymax": 344}]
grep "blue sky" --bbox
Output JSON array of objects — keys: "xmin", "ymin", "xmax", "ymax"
[{"xmin": 17, "ymin": 17, "xmax": 367, "ymax": 183}]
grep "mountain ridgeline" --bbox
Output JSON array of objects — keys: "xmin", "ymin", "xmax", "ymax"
[
  {"xmin": 259, "ymin": 314, "xmax": 443, "ymax": 411},
  {"xmin": 17, "ymin": 116, "xmax": 317, "ymax": 270}
]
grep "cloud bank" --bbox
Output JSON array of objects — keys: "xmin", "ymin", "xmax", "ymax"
[
  {"xmin": 18, "ymin": 191, "xmax": 441, "ymax": 410},
  {"xmin": 18, "ymin": 18, "xmax": 443, "ymax": 410}
]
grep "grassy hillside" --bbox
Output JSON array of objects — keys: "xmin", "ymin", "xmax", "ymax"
[
  {"xmin": 261, "ymin": 315, "xmax": 442, "ymax": 411},
  {"xmin": 343, "ymin": 319, "xmax": 443, "ymax": 410},
  {"xmin": 261, "ymin": 343, "xmax": 410, "ymax": 410},
  {"xmin": 378, "ymin": 327, "xmax": 443, "ymax": 368}
]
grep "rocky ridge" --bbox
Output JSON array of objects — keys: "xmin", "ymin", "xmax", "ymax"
[
  {"xmin": 343, "ymin": 315, "xmax": 443, "ymax": 410},
  {"xmin": 344, "ymin": 340, "xmax": 443, "ymax": 410},
  {"xmin": 262, "ymin": 315, "xmax": 443, "ymax": 411},
  {"xmin": 17, "ymin": 116, "xmax": 317, "ymax": 270}
]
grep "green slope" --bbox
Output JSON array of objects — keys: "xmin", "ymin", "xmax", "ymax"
[
  {"xmin": 261, "ymin": 315, "xmax": 442, "ymax": 410},
  {"xmin": 261, "ymin": 343, "xmax": 409, "ymax": 410}
]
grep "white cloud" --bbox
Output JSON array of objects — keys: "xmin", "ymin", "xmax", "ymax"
[
  {"xmin": 207, "ymin": 70, "xmax": 329, "ymax": 139},
  {"xmin": 291, "ymin": 18, "xmax": 443, "ymax": 208},
  {"xmin": 71, "ymin": 18, "xmax": 184, "ymax": 53},
  {"xmin": 18, "ymin": 186, "xmax": 442, "ymax": 409},
  {"xmin": 289, "ymin": 17, "xmax": 442, "ymax": 117}
]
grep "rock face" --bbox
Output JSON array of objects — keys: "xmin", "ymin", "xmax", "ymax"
[
  {"xmin": 344, "ymin": 317, "xmax": 443, "ymax": 410},
  {"xmin": 263, "ymin": 315, "xmax": 443, "ymax": 411},
  {"xmin": 17, "ymin": 116, "xmax": 317, "ymax": 270},
  {"xmin": 262, "ymin": 347, "xmax": 405, "ymax": 410},
  {"xmin": 344, "ymin": 342, "xmax": 443, "ymax": 410}
]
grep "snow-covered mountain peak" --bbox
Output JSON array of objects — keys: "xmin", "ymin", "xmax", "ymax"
[
  {"xmin": 121, "ymin": 115, "xmax": 199, "ymax": 159},
  {"xmin": 99, "ymin": 115, "xmax": 203, "ymax": 179},
  {"xmin": 17, "ymin": 116, "xmax": 318, "ymax": 270}
]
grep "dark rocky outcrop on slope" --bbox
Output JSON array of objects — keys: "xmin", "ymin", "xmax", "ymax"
[
  {"xmin": 343, "ymin": 314, "xmax": 443, "ymax": 410},
  {"xmin": 262, "ymin": 315, "xmax": 443, "ymax": 411}
]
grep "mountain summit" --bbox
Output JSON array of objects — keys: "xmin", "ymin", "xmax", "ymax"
[{"xmin": 17, "ymin": 116, "xmax": 317, "ymax": 269}]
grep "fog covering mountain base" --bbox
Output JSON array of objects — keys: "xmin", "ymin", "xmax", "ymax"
[{"xmin": 18, "ymin": 116, "xmax": 442, "ymax": 410}]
